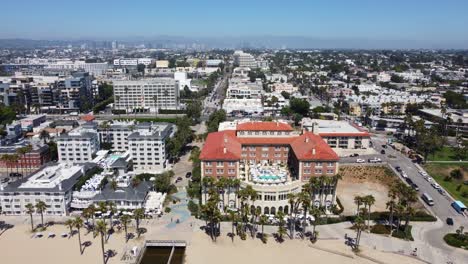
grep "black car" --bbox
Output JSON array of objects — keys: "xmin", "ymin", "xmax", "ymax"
[
  {"xmin": 185, "ymin": 172, "xmax": 192, "ymax": 178},
  {"xmin": 382, "ymin": 144, "xmax": 387, "ymax": 149},
  {"xmin": 411, "ymin": 183, "xmax": 419, "ymax": 191},
  {"xmin": 395, "ymin": 166, "xmax": 401, "ymax": 172},
  {"xmin": 349, "ymin": 153, "xmax": 359, "ymax": 157},
  {"xmin": 380, "ymin": 149, "xmax": 386, "ymax": 154},
  {"xmin": 405, "ymin": 178, "xmax": 414, "ymax": 185},
  {"xmin": 446, "ymin": 217, "xmax": 454, "ymax": 225}
]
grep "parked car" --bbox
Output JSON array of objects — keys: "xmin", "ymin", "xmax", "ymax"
[
  {"xmin": 395, "ymin": 166, "xmax": 402, "ymax": 172},
  {"xmin": 0, "ymin": 178, "xmax": 10, "ymax": 183},
  {"xmin": 368, "ymin": 157, "xmax": 382, "ymax": 163},
  {"xmin": 418, "ymin": 170, "xmax": 428, "ymax": 177},
  {"xmin": 438, "ymin": 188, "xmax": 446, "ymax": 195},
  {"xmin": 185, "ymin": 172, "xmax": 192, "ymax": 178},
  {"xmin": 381, "ymin": 144, "xmax": 387, "ymax": 149},
  {"xmin": 380, "ymin": 149, "xmax": 386, "ymax": 154},
  {"xmin": 431, "ymin": 182, "xmax": 441, "ymax": 189},
  {"xmin": 405, "ymin": 178, "xmax": 414, "ymax": 184},
  {"xmin": 401, "ymin": 171, "xmax": 408, "ymax": 178},
  {"xmin": 446, "ymin": 217, "xmax": 454, "ymax": 225},
  {"xmin": 349, "ymin": 153, "xmax": 359, "ymax": 157},
  {"xmin": 356, "ymin": 158, "xmax": 365, "ymax": 163},
  {"xmin": 175, "ymin": 177, "xmax": 183, "ymax": 183},
  {"xmin": 411, "ymin": 183, "xmax": 419, "ymax": 191}
]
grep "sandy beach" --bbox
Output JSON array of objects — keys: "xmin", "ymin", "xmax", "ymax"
[
  {"xmin": 0, "ymin": 217, "xmax": 428, "ymax": 264},
  {"xmin": 185, "ymin": 231, "xmax": 426, "ymax": 264},
  {"xmin": 0, "ymin": 221, "xmax": 142, "ymax": 264}
]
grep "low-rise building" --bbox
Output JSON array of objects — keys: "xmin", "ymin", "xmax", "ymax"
[
  {"xmin": 301, "ymin": 118, "xmax": 372, "ymax": 156},
  {"xmin": 0, "ymin": 163, "xmax": 94, "ymax": 215}
]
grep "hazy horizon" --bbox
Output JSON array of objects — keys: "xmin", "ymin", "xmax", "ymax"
[{"xmin": 2, "ymin": 0, "xmax": 468, "ymax": 49}]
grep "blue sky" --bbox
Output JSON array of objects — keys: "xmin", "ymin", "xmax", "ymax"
[{"xmin": 2, "ymin": 0, "xmax": 468, "ymax": 46}]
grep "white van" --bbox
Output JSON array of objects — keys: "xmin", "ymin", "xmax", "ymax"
[{"xmin": 422, "ymin": 193, "xmax": 434, "ymax": 206}]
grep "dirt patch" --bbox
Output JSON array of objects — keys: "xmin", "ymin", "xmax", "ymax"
[{"xmin": 336, "ymin": 165, "xmax": 424, "ymax": 215}]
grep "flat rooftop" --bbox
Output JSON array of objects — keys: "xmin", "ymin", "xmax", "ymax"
[
  {"xmin": 20, "ymin": 163, "xmax": 83, "ymax": 189},
  {"xmin": 302, "ymin": 118, "xmax": 369, "ymax": 137}
]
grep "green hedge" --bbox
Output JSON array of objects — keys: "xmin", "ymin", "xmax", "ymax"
[
  {"xmin": 392, "ymin": 226, "xmax": 414, "ymax": 241},
  {"xmin": 344, "ymin": 211, "xmax": 436, "ymax": 222},
  {"xmin": 159, "ymin": 109, "xmax": 186, "ymax": 114},
  {"xmin": 443, "ymin": 233, "xmax": 468, "ymax": 248}
]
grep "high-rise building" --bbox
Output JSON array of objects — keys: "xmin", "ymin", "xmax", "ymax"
[
  {"xmin": 233, "ymin": 50, "xmax": 257, "ymax": 68},
  {"xmin": 113, "ymin": 78, "xmax": 179, "ymax": 113}
]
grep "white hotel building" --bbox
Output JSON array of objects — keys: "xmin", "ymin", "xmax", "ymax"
[
  {"xmin": 0, "ymin": 163, "xmax": 89, "ymax": 216},
  {"xmin": 127, "ymin": 122, "xmax": 177, "ymax": 173},
  {"xmin": 57, "ymin": 122, "xmax": 100, "ymax": 164},
  {"xmin": 113, "ymin": 78, "xmax": 180, "ymax": 113}
]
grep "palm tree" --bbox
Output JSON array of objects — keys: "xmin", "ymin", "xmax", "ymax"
[
  {"xmin": 310, "ymin": 207, "xmax": 321, "ymax": 239},
  {"xmin": 216, "ymin": 177, "xmax": 228, "ymax": 211},
  {"xmin": 23, "ymin": 144, "xmax": 33, "ymax": 174},
  {"xmin": 364, "ymin": 195, "xmax": 375, "ymax": 230},
  {"xmin": 98, "ymin": 201, "xmax": 108, "ymax": 218},
  {"xmin": 39, "ymin": 130, "xmax": 50, "ymax": 144},
  {"xmin": 107, "ymin": 202, "xmax": 117, "ymax": 227},
  {"xmin": 25, "ymin": 203, "xmax": 35, "ymax": 231},
  {"xmin": 386, "ymin": 199, "xmax": 396, "ymax": 235},
  {"xmin": 0, "ymin": 154, "xmax": 11, "ymax": 178},
  {"xmin": 353, "ymin": 216, "xmax": 366, "ymax": 250},
  {"xmin": 232, "ymin": 178, "xmax": 241, "ymax": 209},
  {"xmin": 86, "ymin": 204, "xmax": 96, "ymax": 226},
  {"xmin": 259, "ymin": 214, "xmax": 268, "ymax": 239},
  {"xmin": 276, "ymin": 211, "xmax": 287, "ymax": 241},
  {"xmin": 74, "ymin": 217, "xmax": 84, "ymax": 254},
  {"xmin": 287, "ymin": 193, "xmax": 300, "ymax": 239},
  {"xmin": 299, "ymin": 191, "xmax": 311, "ymax": 235},
  {"xmin": 133, "ymin": 208, "xmax": 145, "ymax": 237},
  {"xmin": 202, "ymin": 177, "xmax": 214, "ymax": 204},
  {"xmin": 354, "ymin": 196, "xmax": 363, "ymax": 216},
  {"xmin": 227, "ymin": 210, "xmax": 237, "ymax": 242},
  {"xmin": 65, "ymin": 219, "xmax": 74, "ymax": 237},
  {"xmin": 120, "ymin": 214, "xmax": 131, "ymax": 242},
  {"xmin": 95, "ymin": 220, "xmax": 107, "ymax": 264},
  {"xmin": 35, "ymin": 201, "xmax": 47, "ymax": 227},
  {"xmin": 331, "ymin": 174, "xmax": 342, "ymax": 205},
  {"xmin": 9, "ymin": 154, "xmax": 20, "ymax": 176}
]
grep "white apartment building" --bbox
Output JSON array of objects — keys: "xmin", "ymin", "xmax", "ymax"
[
  {"xmin": 271, "ymin": 83, "xmax": 298, "ymax": 94},
  {"xmin": 45, "ymin": 60, "xmax": 109, "ymax": 76},
  {"xmin": 127, "ymin": 122, "xmax": 177, "ymax": 173},
  {"xmin": 113, "ymin": 58, "xmax": 153, "ymax": 66},
  {"xmin": 0, "ymin": 163, "xmax": 89, "ymax": 216},
  {"xmin": 234, "ymin": 51, "xmax": 257, "ymax": 68},
  {"xmin": 113, "ymin": 78, "xmax": 179, "ymax": 113},
  {"xmin": 57, "ymin": 122, "xmax": 100, "ymax": 163},
  {"xmin": 223, "ymin": 98, "xmax": 264, "ymax": 115}
]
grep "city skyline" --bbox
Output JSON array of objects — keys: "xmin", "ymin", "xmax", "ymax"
[{"xmin": 1, "ymin": 0, "xmax": 468, "ymax": 49}]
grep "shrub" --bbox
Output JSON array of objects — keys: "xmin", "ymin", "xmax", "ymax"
[
  {"xmin": 370, "ymin": 224, "xmax": 391, "ymax": 235},
  {"xmin": 164, "ymin": 207, "xmax": 171, "ymax": 213},
  {"xmin": 333, "ymin": 197, "xmax": 344, "ymax": 215},
  {"xmin": 443, "ymin": 233, "xmax": 468, "ymax": 248},
  {"xmin": 392, "ymin": 226, "xmax": 414, "ymax": 241},
  {"xmin": 187, "ymin": 200, "xmax": 199, "ymax": 217}
]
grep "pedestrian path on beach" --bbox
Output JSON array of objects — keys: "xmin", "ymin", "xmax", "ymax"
[{"xmin": 166, "ymin": 190, "xmax": 191, "ymax": 229}]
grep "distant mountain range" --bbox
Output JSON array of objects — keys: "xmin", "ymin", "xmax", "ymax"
[{"xmin": 0, "ymin": 36, "xmax": 466, "ymax": 50}]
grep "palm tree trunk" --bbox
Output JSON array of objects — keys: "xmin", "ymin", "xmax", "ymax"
[
  {"xmin": 389, "ymin": 209, "xmax": 394, "ymax": 234},
  {"xmin": 368, "ymin": 206, "xmax": 371, "ymax": 230},
  {"xmin": 30, "ymin": 214, "xmax": 34, "ymax": 231},
  {"xmin": 100, "ymin": 233, "xmax": 105, "ymax": 264},
  {"xmin": 41, "ymin": 213, "xmax": 44, "ymax": 226},
  {"xmin": 78, "ymin": 229, "xmax": 82, "ymax": 254}
]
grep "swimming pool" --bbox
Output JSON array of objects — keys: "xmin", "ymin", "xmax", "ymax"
[{"xmin": 258, "ymin": 175, "xmax": 281, "ymax": 181}]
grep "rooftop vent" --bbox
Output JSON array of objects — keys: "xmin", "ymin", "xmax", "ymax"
[{"xmin": 312, "ymin": 148, "xmax": 316, "ymax": 155}]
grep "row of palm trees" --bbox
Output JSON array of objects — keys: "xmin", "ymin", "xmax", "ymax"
[
  {"xmin": 25, "ymin": 201, "xmax": 147, "ymax": 264},
  {"xmin": 0, "ymin": 144, "xmax": 33, "ymax": 178},
  {"xmin": 201, "ymin": 174, "xmax": 342, "ymax": 213},
  {"xmin": 351, "ymin": 182, "xmax": 418, "ymax": 250},
  {"xmin": 200, "ymin": 175, "xmax": 342, "ymax": 243}
]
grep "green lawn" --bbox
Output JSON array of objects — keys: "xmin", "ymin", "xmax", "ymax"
[
  {"xmin": 428, "ymin": 146, "xmax": 466, "ymax": 161},
  {"xmin": 424, "ymin": 163, "xmax": 468, "ymax": 205}
]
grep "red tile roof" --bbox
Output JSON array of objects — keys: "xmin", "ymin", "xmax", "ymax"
[
  {"xmin": 236, "ymin": 121, "xmax": 293, "ymax": 131},
  {"xmin": 199, "ymin": 131, "xmax": 241, "ymax": 161},
  {"xmin": 237, "ymin": 137, "xmax": 294, "ymax": 145},
  {"xmin": 290, "ymin": 132, "xmax": 339, "ymax": 161},
  {"xmin": 200, "ymin": 123, "xmax": 339, "ymax": 161},
  {"xmin": 81, "ymin": 115, "xmax": 95, "ymax": 122}
]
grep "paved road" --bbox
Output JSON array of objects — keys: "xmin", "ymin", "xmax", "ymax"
[{"xmin": 202, "ymin": 68, "xmax": 229, "ymax": 117}]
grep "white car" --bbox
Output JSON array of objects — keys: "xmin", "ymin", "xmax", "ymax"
[
  {"xmin": 427, "ymin": 177, "xmax": 434, "ymax": 183},
  {"xmin": 431, "ymin": 182, "xmax": 441, "ymax": 189},
  {"xmin": 356, "ymin": 159, "xmax": 365, "ymax": 163},
  {"xmin": 401, "ymin": 171, "xmax": 408, "ymax": 178},
  {"xmin": 368, "ymin": 157, "xmax": 382, "ymax": 163},
  {"xmin": 419, "ymin": 170, "xmax": 429, "ymax": 177}
]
